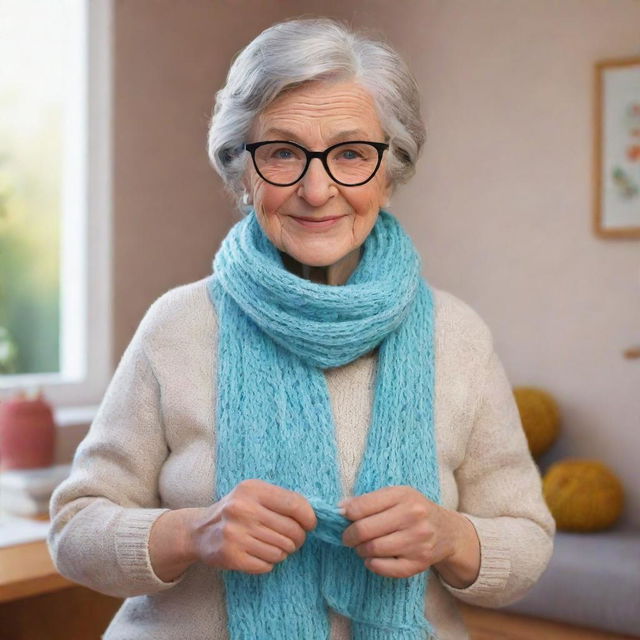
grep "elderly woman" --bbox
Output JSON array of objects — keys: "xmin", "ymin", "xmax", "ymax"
[{"xmin": 48, "ymin": 18, "xmax": 555, "ymax": 640}]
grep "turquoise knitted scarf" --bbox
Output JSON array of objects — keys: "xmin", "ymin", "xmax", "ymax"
[{"xmin": 207, "ymin": 209, "xmax": 441, "ymax": 640}]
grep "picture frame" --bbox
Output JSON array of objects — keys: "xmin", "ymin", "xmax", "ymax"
[{"xmin": 594, "ymin": 56, "xmax": 640, "ymax": 238}]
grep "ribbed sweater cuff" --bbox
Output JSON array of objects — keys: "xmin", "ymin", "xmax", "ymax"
[
  {"xmin": 437, "ymin": 514, "xmax": 511, "ymax": 602},
  {"xmin": 115, "ymin": 507, "xmax": 187, "ymax": 591}
]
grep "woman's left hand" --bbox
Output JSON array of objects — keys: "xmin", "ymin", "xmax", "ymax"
[{"xmin": 340, "ymin": 485, "xmax": 467, "ymax": 579}]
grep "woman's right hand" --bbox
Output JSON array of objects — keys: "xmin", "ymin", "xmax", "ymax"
[{"xmin": 188, "ymin": 478, "xmax": 318, "ymax": 574}]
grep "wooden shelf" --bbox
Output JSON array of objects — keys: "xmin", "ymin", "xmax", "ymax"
[
  {"xmin": 0, "ymin": 518, "xmax": 121, "ymax": 640},
  {"xmin": 0, "ymin": 539, "xmax": 74, "ymax": 603}
]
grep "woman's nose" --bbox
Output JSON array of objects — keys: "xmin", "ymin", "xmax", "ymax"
[{"xmin": 297, "ymin": 158, "xmax": 335, "ymax": 205}]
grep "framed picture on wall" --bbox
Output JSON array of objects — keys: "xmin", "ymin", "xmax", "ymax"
[{"xmin": 594, "ymin": 57, "xmax": 640, "ymax": 238}]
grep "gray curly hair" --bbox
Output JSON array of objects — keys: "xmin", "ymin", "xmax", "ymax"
[{"xmin": 207, "ymin": 17, "xmax": 426, "ymax": 209}]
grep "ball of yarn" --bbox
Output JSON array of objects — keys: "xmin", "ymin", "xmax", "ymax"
[
  {"xmin": 513, "ymin": 387, "xmax": 560, "ymax": 457},
  {"xmin": 543, "ymin": 459, "xmax": 624, "ymax": 532}
]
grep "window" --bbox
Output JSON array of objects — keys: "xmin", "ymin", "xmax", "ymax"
[{"xmin": 0, "ymin": 0, "xmax": 113, "ymax": 408}]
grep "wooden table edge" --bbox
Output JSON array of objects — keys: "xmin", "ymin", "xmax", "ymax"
[{"xmin": 0, "ymin": 539, "xmax": 76, "ymax": 603}]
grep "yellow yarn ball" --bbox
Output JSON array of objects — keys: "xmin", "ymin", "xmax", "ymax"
[
  {"xmin": 513, "ymin": 387, "xmax": 560, "ymax": 457},
  {"xmin": 543, "ymin": 459, "xmax": 624, "ymax": 532}
]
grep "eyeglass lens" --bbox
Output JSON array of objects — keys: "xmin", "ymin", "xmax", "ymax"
[{"xmin": 253, "ymin": 142, "xmax": 381, "ymax": 185}]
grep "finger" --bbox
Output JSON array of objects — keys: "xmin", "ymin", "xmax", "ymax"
[
  {"xmin": 254, "ymin": 504, "xmax": 308, "ymax": 550},
  {"xmin": 253, "ymin": 481, "xmax": 318, "ymax": 531},
  {"xmin": 343, "ymin": 503, "xmax": 405, "ymax": 547},
  {"xmin": 244, "ymin": 535, "xmax": 290, "ymax": 565},
  {"xmin": 234, "ymin": 554, "xmax": 275, "ymax": 575},
  {"xmin": 353, "ymin": 528, "xmax": 414, "ymax": 559},
  {"xmin": 252, "ymin": 522, "xmax": 299, "ymax": 555},
  {"xmin": 365, "ymin": 556, "xmax": 425, "ymax": 579},
  {"xmin": 342, "ymin": 486, "xmax": 408, "ymax": 520}
]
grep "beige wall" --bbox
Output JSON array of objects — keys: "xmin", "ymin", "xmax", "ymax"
[{"xmin": 113, "ymin": 0, "xmax": 640, "ymax": 527}]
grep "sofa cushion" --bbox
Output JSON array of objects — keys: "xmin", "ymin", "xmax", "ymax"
[{"xmin": 503, "ymin": 530, "xmax": 640, "ymax": 636}]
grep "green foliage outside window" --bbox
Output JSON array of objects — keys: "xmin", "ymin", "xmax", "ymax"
[
  {"xmin": 0, "ymin": 103, "xmax": 61, "ymax": 376},
  {"xmin": 0, "ymin": 1, "xmax": 70, "ymax": 377}
]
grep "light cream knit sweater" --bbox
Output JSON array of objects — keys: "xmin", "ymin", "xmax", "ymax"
[{"xmin": 48, "ymin": 276, "xmax": 555, "ymax": 640}]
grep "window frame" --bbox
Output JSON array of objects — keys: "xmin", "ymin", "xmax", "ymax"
[{"xmin": 0, "ymin": 0, "xmax": 113, "ymax": 409}]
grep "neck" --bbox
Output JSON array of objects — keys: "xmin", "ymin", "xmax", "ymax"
[{"xmin": 280, "ymin": 246, "xmax": 363, "ymax": 286}]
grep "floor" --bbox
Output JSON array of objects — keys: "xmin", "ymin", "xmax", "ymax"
[{"xmin": 459, "ymin": 603, "xmax": 639, "ymax": 640}]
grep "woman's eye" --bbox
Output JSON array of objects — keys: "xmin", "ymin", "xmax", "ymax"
[
  {"xmin": 272, "ymin": 148, "xmax": 294, "ymax": 160},
  {"xmin": 340, "ymin": 149, "xmax": 362, "ymax": 160}
]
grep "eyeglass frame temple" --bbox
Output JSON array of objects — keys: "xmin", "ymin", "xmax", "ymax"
[{"xmin": 242, "ymin": 140, "xmax": 389, "ymax": 187}]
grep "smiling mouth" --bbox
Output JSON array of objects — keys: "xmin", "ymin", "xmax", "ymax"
[
  {"xmin": 289, "ymin": 215, "xmax": 346, "ymax": 229},
  {"xmin": 290, "ymin": 215, "xmax": 345, "ymax": 222}
]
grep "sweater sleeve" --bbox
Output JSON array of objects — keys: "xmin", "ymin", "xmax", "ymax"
[
  {"xmin": 47, "ymin": 302, "xmax": 188, "ymax": 598},
  {"xmin": 436, "ymin": 347, "xmax": 556, "ymax": 608}
]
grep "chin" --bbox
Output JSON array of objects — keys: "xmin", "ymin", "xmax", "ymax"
[{"xmin": 292, "ymin": 253, "xmax": 344, "ymax": 268}]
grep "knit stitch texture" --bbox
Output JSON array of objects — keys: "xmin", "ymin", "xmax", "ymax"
[{"xmin": 209, "ymin": 209, "xmax": 440, "ymax": 639}]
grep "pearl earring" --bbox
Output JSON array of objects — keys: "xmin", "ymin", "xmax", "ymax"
[{"xmin": 242, "ymin": 192, "xmax": 252, "ymax": 206}]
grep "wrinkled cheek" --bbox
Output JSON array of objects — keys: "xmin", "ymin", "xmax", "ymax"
[
  {"xmin": 254, "ymin": 204, "xmax": 281, "ymax": 244},
  {"xmin": 252, "ymin": 187, "xmax": 276, "ymax": 224},
  {"xmin": 252, "ymin": 187, "xmax": 291, "ymax": 250},
  {"xmin": 253, "ymin": 182, "xmax": 289, "ymax": 218},
  {"xmin": 352, "ymin": 205, "xmax": 379, "ymax": 241}
]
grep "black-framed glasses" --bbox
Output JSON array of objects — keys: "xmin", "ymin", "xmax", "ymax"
[{"xmin": 243, "ymin": 140, "xmax": 389, "ymax": 187}]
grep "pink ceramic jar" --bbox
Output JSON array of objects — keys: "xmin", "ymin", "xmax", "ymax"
[{"xmin": 0, "ymin": 391, "xmax": 56, "ymax": 471}]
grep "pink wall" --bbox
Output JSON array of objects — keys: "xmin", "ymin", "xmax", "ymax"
[{"xmin": 113, "ymin": 0, "xmax": 640, "ymax": 527}]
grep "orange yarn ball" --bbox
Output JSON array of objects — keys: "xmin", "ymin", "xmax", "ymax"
[
  {"xmin": 513, "ymin": 387, "xmax": 560, "ymax": 458},
  {"xmin": 543, "ymin": 459, "xmax": 624, "ymax": 532}
]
